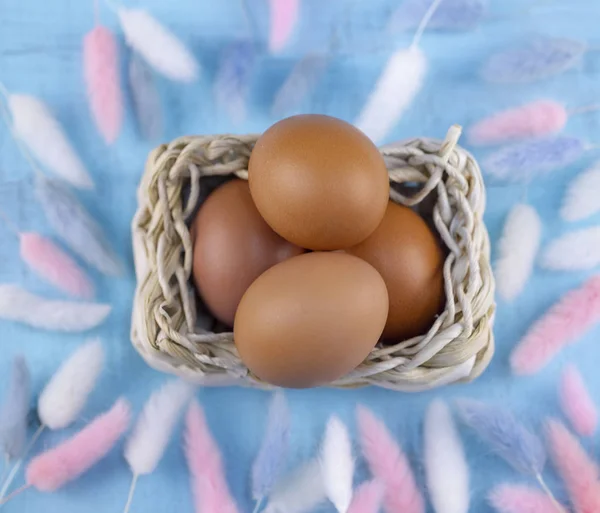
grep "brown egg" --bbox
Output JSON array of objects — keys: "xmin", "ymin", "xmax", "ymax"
[
  {"xmin": 248, "ymin": 114, "xmax": 389, "ymax": 250},
  {"xmin": 347, "ymin": 201, "xmax": 445, "ymax": 341},
  {"xmin": 191, "ymin": 179, "xmax": 304, "ymax": 326},
  {"xmin": 234, "ymin": 252, "xmax": 389, "ymax": 388}
]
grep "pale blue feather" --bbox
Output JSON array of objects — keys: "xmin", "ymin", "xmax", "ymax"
[
  {"xmin": 272, "ymin": 55, "xmax": 328, "ymax": 118},
  {"xmin": 481, "ymin": 37, "xmax": 586, "ymax": 83},
  {"xmin": 389, "ymin": 0, "xmax": 487, "ymax": 32},
  {"xmin": 252, "ymin": 391, "xmax": 291, "ymax": 500},
  {"xmin": 214, "ymin": 41, "xmax": 256, "ymax": 125},
  {"xmin": 456, "ymin": 399, "xmax": 546, "ymax": 476},
  {"xmin": 35, "ymin": 176, "xmax": 122, "ymax": 276},
  {"xmin": 484, "ymin": 136, "xmax": 585, "ymax": 183},
  {"xmin": 0, "ymin": 356, "xmax": 31, "ymax": 460},
  {"xmin": 129, "ymin": 50, "xmax": 163, "ymax": 141}
]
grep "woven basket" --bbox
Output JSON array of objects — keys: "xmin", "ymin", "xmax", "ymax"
[{"xmin": 131, "ymin": 125, "xmax": 495, "ymax": 391}]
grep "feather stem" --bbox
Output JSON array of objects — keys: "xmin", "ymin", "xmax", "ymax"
[
  {"xmin": 252, "ymin": 496, "xmax": 264, "ymax": 513},
  {"xmin": 123, "ymin": 473, "xmax": 138, "ymax": 513},
  {"xmin": 535, "ymin": 474, "xmax": 565, "ymax": 513},
  {"xmin": 0, "ymin": 424, "xmax": 45, "ymax": 501},
  {"xmin": 412, "ymin": 0, "xmax": 445, "ymax": 47},
  {"xmin": 568, "ymin": 103, "xmax": 600, "ymax": 116},
  {"xmin": 0, "ymin": 483, "xmax": 30, "ymax": 506}
]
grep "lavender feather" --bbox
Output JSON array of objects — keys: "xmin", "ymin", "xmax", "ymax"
[
  {"xmin": 272, "ymin": 55, "xmax": 328, "ymax": 117},
  {"xmin": 252, "ymin": 391, "xmax": 291, "ymax": 501},
  {"xmin": 0, "ymin": 356, "xmax": 31, "ymax": 460},
  {"xmin": 128, "ymin": 50, "xmax": 162, "ymax": 140},
  {"xmin": 456, "ymin": 399, "xmax": 546, "ymax": 476},
  {"xmin": 484, "ymin": 136, "xmax": 585, "ymax": 184},
  {"xmin": 390, "ymin": 0, "xmax": 487, "ymax": 32},
  {"xmin": 214, "ymin": 41, "xmax": 256, "ymax": 124},
  {"xmin": 481, "ymin": 37, "xmax": 586, "ymax": 83},
  {"xmin": 35, "ymin": 176, "xmax": 122, "ymax": 276}
]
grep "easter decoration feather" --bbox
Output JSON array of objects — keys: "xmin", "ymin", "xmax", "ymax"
[
  {"xmin": 0, "ymin": 356, "xmax": 31, "ymax": 462},
  {"xmin": 356, "ymin": 405, "xmax": 425, "ymax": 513},
  {"xmin": 0, "ymin": 284, "xmax": 110, "ymax": 332},
  {"xmin": 481, "ymin": 37, "xmax": 586, "ymax": 83},
  {"xmin": 36, "ymin": 176, "xmax": 122, "ymax": 276},
  {"xmin": 0, "ymin": 340, "xmax": 104, "ymax": 500},
  {"xmin": 128, "ymin": 50, "xmax": 162, "ymax": 140},
  {"xmin": 83, "ymin": 25, "xmax": 123, "ymax": 144},
  {"xmin": 19, "ymin": 232, "xmax": 94, "ymax": 299},
  {"xmin": 0, "ymin": 209, "xmax": 95, "ymax": 299},
  {"xmin": 424, "ymin": 400, "xmax": 469, "ymax": 513},
  {"xmin": 468, "ymin": 100, "xmax": 568, "ymax": 146},
  {"xmin": 263, "ymin": 459, "xmax": 327, "ymax": 513},
  {"xmin": 184, "ymin": 400, "xmax": 240, "ymax": 513},
  {"xmin": 562, "ymin": 161, "xmax": 600, "ymax": 221},
  {"xmin": 455, "ymin": 400, "xmax": 561, "ymax": 509},
  {"xmin": 252, "ymin": 391, "xmax": 290, "ymax": 509},
  {"xmin": 321, "ymin": 416, "xmax": 354, "ymax": 513},
  {"xmin": 0, "ymin": 399, "xmax": 130, "ymax": 506},
  {"xmin": 124, "ymin": 379, "xmax": 194, "ymax": 513},
  {"xmin": 214, "ymin": 41, "xmax": 256, "ymax": 125},
  {"xmin": 354, "ymin": 0, "xmax": 448, "ymax": 143},
  {"xmin": 269, "ymin": 0, "xmax": 299, "ymax": 53},
  {"xmin": 541, "ymin": 226, "xmax": 600, "ymax": 271},
  {"xmin": 4, "ymin": 93, "xmax": 93, "ymax": 189},
  {"xmin": 489, "ymin": 484, "xmax": 565, "ymax": 513},
  {"xmin": 559, "ymin": 365, "xmax": 597, "ymax": 437},
  {"xmin": 117, "ymin": 7, "xmax": 199, "ymax": 82},
  {"xmin": 38, "ymin": 339, "xmax": 105, "ymax": 430},
  {"xmin": 271, "ymin": 54, "xmax": 328, "ymax": 117},
  {"xmin": 510, "ymin": 276, "xmax": 600, "ymax": 375},
  {"xmin": 495, "ymin": 204, "xmax": 541, "ymax": 301},
  {"xmin": 484, "ymin": 136, "xmax": 585, "ymax": 184},
  {"xmin": 546, "ymin": 419, "xmax": 600, "ymax": 513},
  {"xmin": 389, "ymin": 0, "xmax": 487, "ymax": 32}
]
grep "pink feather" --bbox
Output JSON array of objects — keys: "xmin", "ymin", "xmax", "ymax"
[
  {"xmin": 19, "ymin": 232, "xmax": 94, "ymax": 299},
  {"xmin": 269, "ymin": 0, "xmax": 299, "ymax": 53},
  {"xmin": 546, "ymin": 419, "xmax": 600, "ymax": 513},
  {"xmin": 356, "ymin": 406, "xmax": 424, "ymax": 513},
  {"xmin": 559, "ymin": 365, "xmax": 598, "ymax": 437},
  {"xmin": 83, "ymin": 25, "xmax": 123, "ymax": 144},
  {"xmin": 468, "ymin": 100, "xmax": 567, "ymax": 146},
  {"xmin": 26, "ymin": 398, "xmax": 130, "ymax": 492},
  {"xmin": 184, "ymin": 400, "xmax": 239, "ymax": 513},
  {"xmin": 510, "ymin": 276, "xmax": 600, "ymax": 375},
  {"xmin": 489, "ymin": 484, "xmax": 563, "ymax": 513},
  {"xmin": 348, "ymin": 480, "xmax": 384, "ymax": 513}
]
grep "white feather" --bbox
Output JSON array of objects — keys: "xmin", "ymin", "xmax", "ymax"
[
  {"xmin": 0, "ymin": 284, "xmax": 111, "ymax": 332},
  {"xmin": 264, "ymin": 459, "xmax": 327, "ymax": 513},
  {"xmin": 8, "ymin": 94, "xmax": 93, "ymax": 189},
  {"xmin": 320, "ymin": 416, "xmax": 354, "ymax": 513},
  {"xmin": 38, "ymin": 338, "xmax": 105, "ymax": 430},
  {"xmin": 424, "ymin": 399, "xmax": 470, "ymax": 513},
  {"xmin": 354, "ymin": 46, "xmax": 426, "ymax": 143},
  {"xmin": 125, "ymin": 379, "xmax": 194, "ymax": 476},
  {"xmin": 117, "ymin": 8, "xmax": 199, "ymax": 82},
  {"xmin": 494, "ymin": 204, "xmax": 541, "ymax": 301},
  {"xmin": 561, "ymin": 162, "xmax": 600, "ymax": 221},
  {"xmin": 541, "ymin": 226, "xmax": 600, "ymax": 271}
]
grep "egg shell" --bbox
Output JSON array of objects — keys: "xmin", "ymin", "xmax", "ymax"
[
  {"xmin": 234, "ymin": 252, "xmax": 389, "ymax": 388},
  {"xmin": 347, "ymin": 201, "xmax": 445, "ymax": 341},
  {"xmin": 248, "ymin": 114, "xmax": 390, "ymax": 250},
  {"xmin": 191, "ymin": 179, "xmax": 304, "ymax": 326}
]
